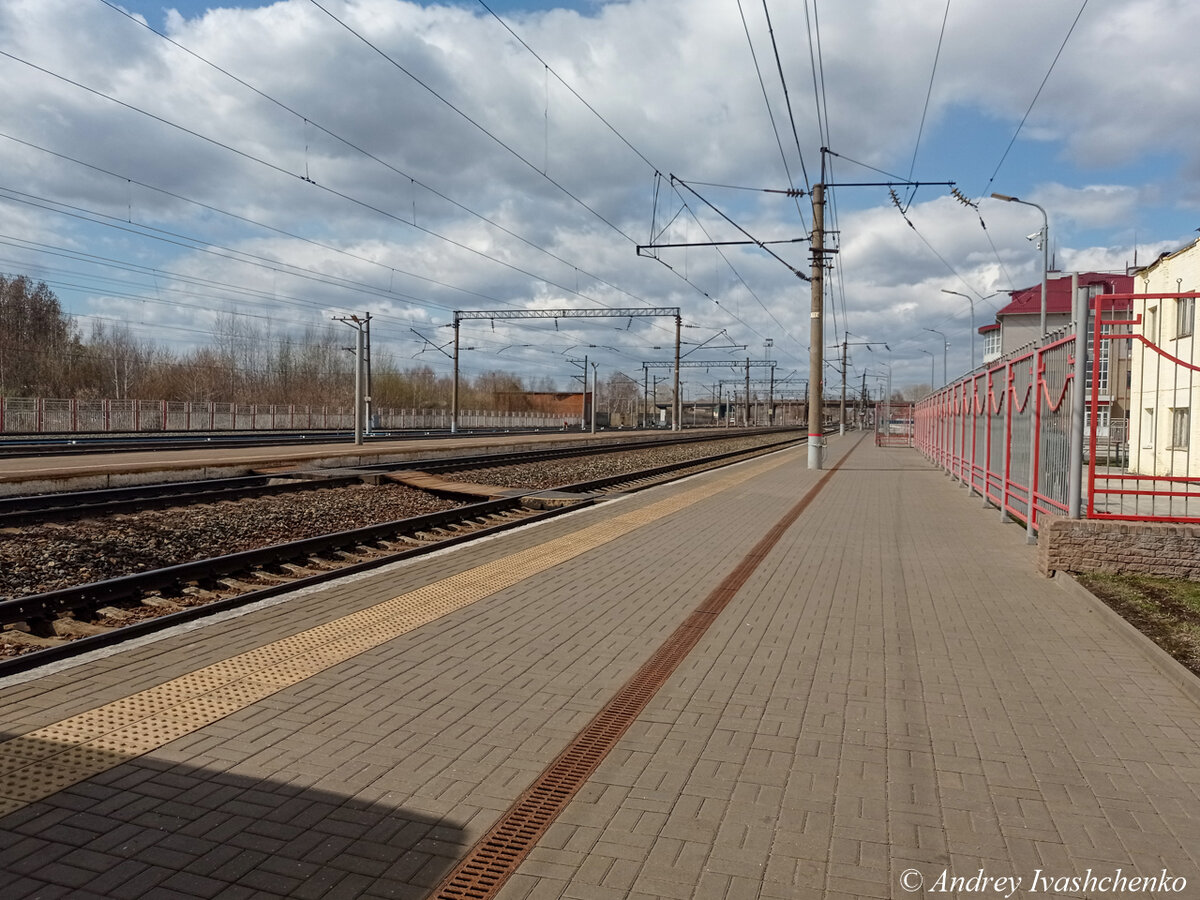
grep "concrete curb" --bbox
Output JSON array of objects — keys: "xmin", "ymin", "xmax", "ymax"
[{"xmin": 1052, "ymin": 570, "xmax": 1200, "ymax": 712}]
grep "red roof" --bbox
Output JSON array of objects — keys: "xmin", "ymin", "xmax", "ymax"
[{"xmin": 995, "ymin": 272, "xmax": 1134, "ymax": 317}]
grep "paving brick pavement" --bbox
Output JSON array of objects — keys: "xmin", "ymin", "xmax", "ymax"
[
  {"xmin": 498, "ymin": 438, "xmax": 1200, "ymax": 900},
  {"xmin": 1, "ymin": 434, "xmax": 1199, "ymax": 899}
]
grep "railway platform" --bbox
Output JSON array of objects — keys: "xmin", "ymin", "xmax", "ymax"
[
  {"xmin": 0, "ymin": 429, "xmax": 654, "ymax": 495},
  {"xmin": 2, "ymin": 433, "xmax": 1199, "ymax": 899}
]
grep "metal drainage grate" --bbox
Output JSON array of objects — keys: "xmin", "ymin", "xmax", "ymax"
[{"xmin": 430, "ymin": 436, "xmax": 861, "ymax": 899}]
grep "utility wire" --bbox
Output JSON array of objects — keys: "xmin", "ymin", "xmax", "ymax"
[
  {"xmin": 822, "ymin": 149, "xmax": 910, "ymax": 183},
  {"xmin": 737, "ymin": 0, "xmax": 804, "ymax": 211},
  {"xmin": 474, "ymin": 0, "xmax": 658, "ymax": 175},
  {"xmin": 306, "ymin": 0, "xmax": 637, "ymax": 245},
  {"xmin": 672, "ymin": 178, "xmax": 810, "ymax": 283},
  {"xmin": 2, "ymin": 251, "xmax": 608, "ymax": 376},
  {"xmin": 92, "ymin": 0, "xmax": 708, "ymax": 346},
  {"xmin": 803, "ymin": 1, "xmax": 827, "ymax": 149},
  {"xmin": 0, "ymin": 186, "xmax": 500, "ymax": 315},
  {"xmin": 0, "ymin": 48, "xmax": 660, "ymax": 322},
  {"xmin": 468, "ymin": 0, "xmax": 783, "ymax": 351},
  {"xmin": 978, "ymin": 0, "xmax": 1090, "ymax": 197},
  {"xmin": 667, "ymin": 182, "xmax": 803, "ymax": 350},
  {"xmin": 887, "ymin": 190, "xmax": 985, "ymax": 298},
  {"xmin": 907, "ymin": 0, "xmax": 952, "ymax": 184},
  {"xmin": 0, "ymin": 132, "xmax": 503, "ymax": 309},
  {"xmin": 462, "ymin": 0, "xmax": 813, "ymax": 358},
  {"xmin": 82, "ymin": 1, "xmax": 787, "ymax": 363},
  {"xmin": 810, "ymin": 1, "xmax": 833, "ymax": 154},
  {"xmin": 94, "ymin": 0, "xmax": 653, "ymax": 313},
  {"xmin": 760, "ymin": 0, "xmax": 812, "ymax": 195}
]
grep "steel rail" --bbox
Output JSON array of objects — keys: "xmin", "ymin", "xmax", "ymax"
[
  {"xmin": 0, "ymin": 426, "xmax": 554, "ymax": 458},
  {"xmin": 0, "ymin": 499, "xmax": 573, "ymax": 678},
  {"xmin": 2, "ymin": 429, "xmax": 790, "ymax": 525},
  {"xmin": 0, "ymin": 473, "xmax": 363, "ymax": 527},
  {"xmin": 0, "ymin": 432, "xmax": 807, "ymax": 676}
]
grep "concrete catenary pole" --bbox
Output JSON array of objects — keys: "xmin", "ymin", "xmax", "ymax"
[
  {"xmin": 840, "ymin": 338, "xmax": 847, "ymax": 435},
  {"xmin": 353, "ymin": 321, "xmax": 364, "ymax": 445},
  {"xmin": 335, "ymin": 314, "xmax": 367, "ymax": 445},
  {"xmin": 769, "ymin": 364, "xmax": 776, "ymax": 427},
  {"xmin": 642, "ymin": 366, "xmax": 648, "ymax": 429},
  {"xmin": 581, "ymin": 353, "xmax": 588, "ymax": 429},
  {"xmin": 364, "ymin": 311, "xmax": 372, "ymax": 434},
  {"xmin": 451, "ymin": 316, "xmax": 460, "ymax": 435},
  {"xmin": 808, "ymin": 182, "xmax": 825, "ymax": 468},
  {"xmin": 744, "ymin": 359, "xmax": 751, "ymax": 427},
  {"xmin": 673, "ymin": 314, "xmax": 682, "ymax": 431}
]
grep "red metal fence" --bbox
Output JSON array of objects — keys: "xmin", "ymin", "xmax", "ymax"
[
  {"xmin": 874, "ymin": 402, "xmax": 915, "ymax": 447},
  {"xmin": 1087, "ymin": 292, "xmax": 1200, "ymax": 522},
  {"xmin": 916, "ymin": 291, "xmax": 1200, "ymax": 529},
  {"xmin": 916, "ymin": 331, "xmax": 1074, "ymax": 532}
]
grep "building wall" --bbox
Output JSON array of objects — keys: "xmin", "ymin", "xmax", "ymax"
[
  {"xmin": 1126, "ymin": 242, "xmax": 1200, "ymax": 476},
  {"xmin": 999, "ymin": 312, "xmax": 1070, "ymax": 355}
]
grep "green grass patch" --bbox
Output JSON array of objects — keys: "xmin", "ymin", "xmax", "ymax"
[{"xmin": 1077, "ymin": 573, "xmax": 1200, "ymax": 677}]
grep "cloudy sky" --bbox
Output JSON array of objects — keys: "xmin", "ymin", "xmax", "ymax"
[{"xmin": 1, "ymin": 0, "xmax": 1196, "ymax": 398}]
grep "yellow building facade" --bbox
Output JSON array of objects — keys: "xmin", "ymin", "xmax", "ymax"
[{"xmin": 1126, "ymin": 239, "xmax": 1200, "ymax": 476}]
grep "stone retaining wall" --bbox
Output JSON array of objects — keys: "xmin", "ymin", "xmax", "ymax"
[{"xmin": 1038, "ymin": 516, "xmax": 1200, "ymax": 580}]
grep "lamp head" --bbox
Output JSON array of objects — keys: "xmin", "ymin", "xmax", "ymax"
[{"xmin": 991, "ymin": 192, "xmax": 1016, "ymax": 202}]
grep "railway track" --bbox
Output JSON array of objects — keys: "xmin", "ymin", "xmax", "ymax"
[
  {"xmin": 0, "ymin": 432, "xmax": 805, "ymax": 675},
  {"xmin": 0, "ymin": 428, "xmax": 785, "ymax": 526},
  {"xmin": 0, "ymin": 426, "xmax": 554, "ymax": 458}
]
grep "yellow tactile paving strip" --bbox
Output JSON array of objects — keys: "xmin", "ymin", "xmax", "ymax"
[{"xmin": 0, "ymin": 447, "xmax": 804, "ymax": 816}]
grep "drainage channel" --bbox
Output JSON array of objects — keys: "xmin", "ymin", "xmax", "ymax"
[{"xmin": 429, "ymin": 433, "xmax": 866, "ymax": 899}]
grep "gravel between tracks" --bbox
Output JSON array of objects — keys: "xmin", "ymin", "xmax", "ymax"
[
  {"xmin": 0, "ymin": 433, "xmax": 793, "ymax": 602},
  {"xmin": 0, "ymin": 486, "xmax": 460, "ymax": 602},
  {"xmin": 458, "ymin": 433, "xmax": 790, "ymax": 489}
]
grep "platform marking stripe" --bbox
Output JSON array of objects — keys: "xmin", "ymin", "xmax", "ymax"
[
  {"xmin": 0, "ymin": 447, "xmax": 807, "ymax": 813},
  {"xmin": 429, "ymin": 433, "xmax": 864, "ymax": 899}
]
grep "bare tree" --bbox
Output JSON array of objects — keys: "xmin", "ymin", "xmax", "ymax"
[{"xmin": 0, "ymin": 276, "xmax": 79, "ymax": 396}]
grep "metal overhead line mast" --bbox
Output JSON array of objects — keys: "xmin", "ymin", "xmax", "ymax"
[
  {"xmin": 452, "ymin": 307, "xmax": 682, "ymax": 433},
  {"xmin": 807, "ymin": 148, "xmax": 957, "ymax": 467},
  {"xmin": 333, "ymin": 313, "xmax": 370, "ymax": 446},
  {"xmin": 639, "ymin": 360, "xmax": 776, "ymax": 369},
  {"xmin": 642, "ymin": 360, "xmax": 778, "ymax": 429}
]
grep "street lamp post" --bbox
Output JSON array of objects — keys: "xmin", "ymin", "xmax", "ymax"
[
  {"xmin": 919, "ymin": 349, "xmax": 935, "ymax": 391},
  {"xmin": 990, "ymin": 193, "xmax": 1049, "ymax": 338},
  {"xmin": 923, "ymin": 327, "xmax": 948, "ymax": 386},
  {"xmin": 992, "ymin": 193, "xmax": 1050, "ymax": 546},
  {"xmin": 941, "ymin": 289, "xmax": 977, "ymax": 371}
]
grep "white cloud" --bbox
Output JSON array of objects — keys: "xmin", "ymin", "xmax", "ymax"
[{"xmin": 0, "ymin": 0, "xmax": 1193, "ymax": 391}]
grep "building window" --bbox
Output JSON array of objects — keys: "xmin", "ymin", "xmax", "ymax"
[
  {"xmin": 1170, "ymin": 408, "xmax": 1190, "ymax": 449},
  {"xmin": 1147, "ymin": 305, "xmax": 1158, "ymax": 343},
  {"xmin": 1085, "ymin": 314, "xmax": 1111, "ymax": 396},
  {"xmin": 982, "ymin": 330, "xmax": 1001, "ymax": 358},
  {"xmin": 1177, "ymin": 296, "xmax": 1195, "ymax": 338},
  {"xmin": 1143, "ymin": 408, "xmax": 1155, "ymax": 448},
  {"xmin": 1097, "ymin": 324, "xmax": 1110, "ymax": 395},
  {"xmin": 1084, "ymin": 408, "xmax": 1111, "ymax": 437}
]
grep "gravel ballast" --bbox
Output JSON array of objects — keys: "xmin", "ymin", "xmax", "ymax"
[{"xmin": 0, "ymin": 433, "xmax": 796, "ymax": 601}]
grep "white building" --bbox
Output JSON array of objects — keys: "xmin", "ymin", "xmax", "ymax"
[{"xmin": 1126, "ymin": 239, "xmax": 1200, "ymax": 475}]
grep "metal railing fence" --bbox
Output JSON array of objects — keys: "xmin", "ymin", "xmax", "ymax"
[
  {"xmin": 1087, "ymin": 292, "xmax": 1200, "ymax": 522},
  {"xmin": 874, "ymin": 401, "xmax": 915, "ymax": 447},
  {"xmin": 0, "ymin": 398, "xmax": 560, "ymax": 434},
  {"xmin": 916, "ymin": 292, "xmax": 1200, "ymax": 529},
  {"xmin": 915, "ymin": 335, "xmax": 1073, "ymax": 532}
]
